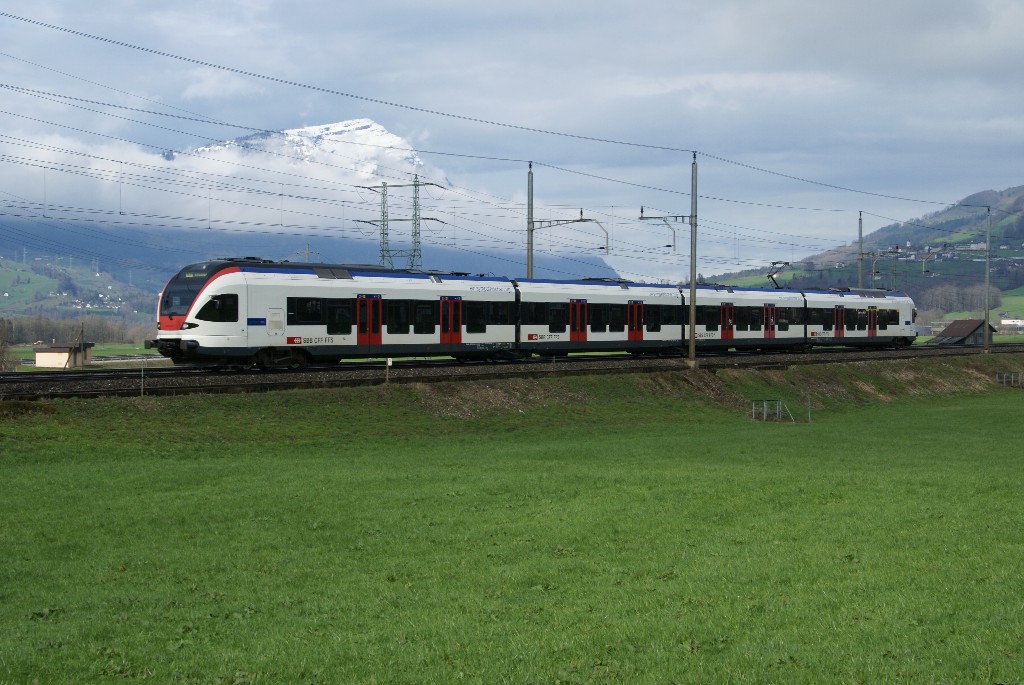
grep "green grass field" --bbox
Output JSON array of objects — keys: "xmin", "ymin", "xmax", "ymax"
[
  {"xmin": 995, "ymin": 285, "xmax": 1024, "ymax": 320},
  {"xmin": 2, "ymin": 359, "xmax": 1023, "ymax": 683},
  {"xmin": 3, "ymin": 343, "xmax": 161, "ymax": 361}
]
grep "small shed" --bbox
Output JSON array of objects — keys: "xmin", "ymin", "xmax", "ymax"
[
  {"xmin": 929, "ymin": 319, "xmax": 996, "ymax": 346},
  {"xmin": 34, "ymin": 342, "xmax": 95, "ymax": 368}
]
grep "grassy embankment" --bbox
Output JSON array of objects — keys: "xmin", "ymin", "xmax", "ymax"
[{"xmin": 2, "ymin": 355, "xmax": 1023, "ymax": 682}]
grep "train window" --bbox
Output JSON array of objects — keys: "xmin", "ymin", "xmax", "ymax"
[
  {"xmin": 806, "ymin": 308, "xmax": 830, "ymax": 329},
  {"xmin": 698, "ymin": 305, "xmax": 719, "ymax": 331},
  {"xmin": 734, "ymin": 306, "xmax": 747, "ymax": 331},
  {"xmin": 163, "ymin": 294, "xmax": 189, "ymax": 314},
  {"xmin": 160, "ymin": 267, "xmax": 213, "ymax": 317},
  {"xmin": 523, "ymin": 302, "xmax": 547, "ymax": 326},
  {"xmin": 327, "ymin": 300, "xmax": 355, "ymax": 335},
  {"xmin": 465, "ymin": 302, "xmax": 486, "ymax": 333},
  {"xmin": 196, "ymin": 294, "xmax": 238, "ymax": 323},
  {"xmin": 487, "ymin": 301, "xmax": 513, "ymax": 326},
  {"xmin": 776, "ymin": 307, "xmax": 792, "ymax": 332},
  {"xmin": 846, "ymin": 309, "xmax": 860, "ymax": 331},
  {"xmin": 548, "ymin": 303, "xmax": 567, "ymax": 333},
  {"xmin": 609, "ymin": 305, "xmax": 626, "ymax": 332},
  {"xmin": 843, "ymin": 309, "xmax": 860, "ymax": 331},
  {"xmin": 386, "ymin": 301, "xmax": 410, "ymax": 335},
  {"xmin": 288, "ymin": 297, "xmax": 325, "ymax": 325},
  {"xmin": 413, "ymin": 301, "xmax": 436, "ymax": 334},
  {"xmin": 750, "ymin": 307, "xmax": 763, "ymax": 330},
  {"xmin": 590, "ymin": 304, "xmax": 608, "ymax": 333},
  {"xmin": 662, "ymin": 304, "xmax": 684, "ymax": 327},
  {"xmin": 646, "ymin": 305, "xmax": 662, "ymax": 332},
  {"xmin": 734, "ymin": 306, "xmax": 753, "ymax": 331}
]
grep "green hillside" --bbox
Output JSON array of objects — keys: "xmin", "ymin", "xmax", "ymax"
[
  {"xmin": 0, "ymin": 257, "xmax": 152, "ymax": 322},
  {"xmin": 716, "ymin": 185, "xmax": 1024, "ymax": 323}
]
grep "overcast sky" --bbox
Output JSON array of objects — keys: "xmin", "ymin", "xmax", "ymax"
[{"xmin": 2, "ymin": 1, "xmax": 1023, "ymax": 280}]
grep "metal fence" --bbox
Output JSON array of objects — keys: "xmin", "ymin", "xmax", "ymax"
[
  {"xmin": 995, "ymin": 372, "xmax": 1021, "ymax": 387},
  {"xmin": 750, "ymin": 399, "xmax": 796, "ymax": 422}
]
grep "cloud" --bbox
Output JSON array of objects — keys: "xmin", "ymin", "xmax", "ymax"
[
  {"xmin": 2, "ymin": 0, "xmax": 1023, "ymax": 281},
  {"xmin": 180, "ymin": 68, "xmax": 265, "ymax": 101}
]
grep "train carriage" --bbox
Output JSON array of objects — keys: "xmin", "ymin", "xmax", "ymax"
[
  {"xmin": 514, "ymin": 279, "xmax": 685, "ymax": 355},
  {"xmin": 259, "ymin": 268, "xmax": 519, "ymax": 362},
  {"xmin": 692, "ymin": 285, "xmax": 808, "ymax": 351},
  {"xmin": 802, "ymin": 287, "xmax": 916, "ymax": 348}
]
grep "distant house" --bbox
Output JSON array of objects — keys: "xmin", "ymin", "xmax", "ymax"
[
  {"xmin": 929, "ymin": 320, "xmax": 996, "ymax": 346},
  {"xmin": 999, "ymin": 319, "xmax": 1024, "ymax": 334},
  {"xmin": 34, "ymin": 342, "xmax": 95, "ymax": 368}
]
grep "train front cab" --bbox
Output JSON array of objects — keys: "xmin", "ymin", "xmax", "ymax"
[{"xmin": 149, "ymin": 262, "xmax": 251, "ymax": 364}]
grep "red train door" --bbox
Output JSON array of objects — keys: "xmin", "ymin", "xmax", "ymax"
[
  {"xmin": 721, "ymin": 303, "xmax": 735, "ymax": 341},
  {"xmin": 627, "ymin": 301, "xmax": 644, "ymax": 341},
  {"xmin": 440, "ymin": 296, "xmax": 462, "ymax": 345},
  {"xmin": 357, "ymin": 295, "xmax": 382, "ymax": 347},
  {"xmin": 570, "ymin": 299, "xmax": 588, "ymax": 343},
  {"xmin": 834, "ymin": 306, "xmax": 845, "ymax": 339},
  {"xmin": 867, "ymin": 307, "xmax": 878, "ymax": 337},
  {"xmin": 764, "ymin": 304, "xmax": 777, "ymax": 340}
]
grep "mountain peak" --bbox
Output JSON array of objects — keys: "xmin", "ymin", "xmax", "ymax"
[{"xmin": 190, "ymin": 118, "xmax": 424, "ymax": 179}]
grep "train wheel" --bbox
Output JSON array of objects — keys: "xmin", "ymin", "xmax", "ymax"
[{"xmin": 255, "ymin": 347, "xmax": 306, "ymax": 369}]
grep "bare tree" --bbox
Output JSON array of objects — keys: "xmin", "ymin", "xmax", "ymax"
[{"xmin": 0, "ymin": 322, "xmax": 10, "ymax": 372}]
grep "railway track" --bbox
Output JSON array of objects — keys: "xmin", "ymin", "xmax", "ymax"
[{"xmin": 3, "ymin": 344, "xmax": 1023, "ymax": 401}]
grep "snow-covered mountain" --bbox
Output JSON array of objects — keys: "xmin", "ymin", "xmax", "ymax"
[
  {"xmin": 168, "ymin": 117, "xmax": 615, "ymax": 278},
  {"xmin": 0, "ymin": 117, "xmax": 616, "ymax": 284},
  {"xmin": 189, "ymin": 118, "xmax": 426, "ymax": 181}
]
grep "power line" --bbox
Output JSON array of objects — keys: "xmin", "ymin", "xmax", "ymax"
[
  {"xmin": 0, "ymin": 10, "xmax": 982, "ymax": 211},
  {"xmin": 4, "ymin": 67, "xmax": 974, "ymax": 249},
  {"xmin": 0, "ymin": 12, "xmax": 694, "ymax": 155}
]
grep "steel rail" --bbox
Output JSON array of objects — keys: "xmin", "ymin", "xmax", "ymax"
[{"xmin": 3, "ymin": 345, "xmax": 1023, "ymax": 401}]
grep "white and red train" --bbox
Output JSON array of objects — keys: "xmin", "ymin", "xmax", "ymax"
[{"xmin": 147, "ymin": 257, "xmax": 918, "ymax": 366}]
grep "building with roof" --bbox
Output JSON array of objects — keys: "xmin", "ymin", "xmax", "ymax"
[
  {"xmin": 929, "ymin": 320, "xmax": 996, "ymax": 346},
  {"xmin": 34, "ymin": 342, "xmax": 95, "ymax": 368}
]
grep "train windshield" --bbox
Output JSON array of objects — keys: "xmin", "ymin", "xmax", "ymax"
[{"xmin": 160, "ymin": 263, "xmax": 219, "ymax": 317}]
